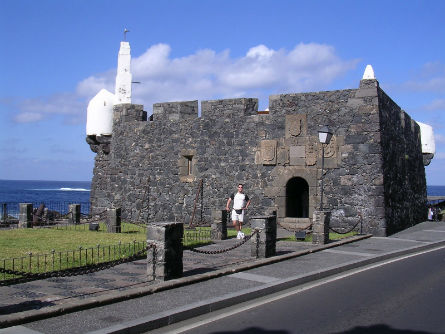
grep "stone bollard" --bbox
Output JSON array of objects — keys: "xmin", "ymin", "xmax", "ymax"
[
  {"xmin": 312, "ymin": 210, "xmax": 331, "ymax": 245},
  {"xmin": 211, "ymin": 210, "xmax": 227, "ymax": 240},
  {"xmin": 68, "ymin": 204, "xmax": 81, "ymax": 224},
  {"xmin": 147, "ymin": 222, "xmax": 183, "ymax": 281},
  {"xmin": 19, "ymin": 203, "xmax": 33, "ymax": 228},
  {"xmin": 250, "ymin": 215, "xmax": 277, "ymax": 258},
  {"xmin": 107, "ymin": 208, "xmax": 121, "ymax": 233}
]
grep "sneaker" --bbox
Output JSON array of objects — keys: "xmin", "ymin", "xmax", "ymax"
[
  {"xmin": 239, "ymin": 232, "xmax": 245, "ymax": 239},
  {"xmin": 236, "ymin": 231, "xmax": 241, "ymax": 239}
]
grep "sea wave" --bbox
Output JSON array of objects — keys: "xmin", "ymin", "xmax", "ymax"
[
  {"xmin": 59, "ymin": 188, "xmax": 90, "ymax": 192},
  {"xmin": 28, "ymin": 188, "xmax": 90, "ymax": 192}
]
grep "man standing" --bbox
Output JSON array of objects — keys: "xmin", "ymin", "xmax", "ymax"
[{"xmin": 226, "ymin": 184, "xmax": 251, "ymax": 239}]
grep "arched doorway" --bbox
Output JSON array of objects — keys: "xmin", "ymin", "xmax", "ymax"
[{"xmin": 286, "ymin": 177, "xmax": 309, "ymax": 218}]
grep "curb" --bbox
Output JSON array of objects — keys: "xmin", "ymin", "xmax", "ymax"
[
  {"xmin": 0, "ymin": 235, "xmax": 370, "ymax": 328},
  {"xmin": 88, "ymin": 238, "xmax": 445, "ymax": 334}
]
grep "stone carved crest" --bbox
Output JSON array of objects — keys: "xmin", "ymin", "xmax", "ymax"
[
  {"xmin": 261, "ymin": 140, "xmax": 277, "ymax": 165},
  {"xmin": 324, "ymin": 136, "xmax": 337, "ymax": 158},
  {"xmin": 306, "ymin": 141, "xmax": 317, "ymax": 166},
  {"xmin": 286, "ymin": 115, "xmax": 306, "ymax": 138}
]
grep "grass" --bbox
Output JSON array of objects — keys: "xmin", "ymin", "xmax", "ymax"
[
  {"xmin": 0, "ymin": 224, "xmax": 358, "ymax": 281},
  {"xmin": 0, "ymin": 223, "xmax": 147, "ymax": 260},
  {"xmin": 227, "ymin": 227, "xmax": 251, "ymax": 238}
]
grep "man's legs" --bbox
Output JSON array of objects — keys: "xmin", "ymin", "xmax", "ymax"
[{"xmin": 233, "ymin": 219, "xmax": 239, "ymax": 231}]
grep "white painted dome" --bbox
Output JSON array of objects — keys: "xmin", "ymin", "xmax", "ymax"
[
  {"xmin": 416, "ymin": 121, "xmax": 435, "ymax": 154},
  {"xmin": 86, "ymin": 89, "xmax": 115, "ymax": 136}
]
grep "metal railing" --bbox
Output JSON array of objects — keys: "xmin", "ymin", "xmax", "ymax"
[
  {"xmin": 0, "ymin": 240, "xmax": 146, "ymax": 285},
  {"xmin": 183, "ymin": 227, "xmax": 212, "ymax": 245},
  {"xmin": 0, "ymin": 202, "xmax": 91, "ymax": 222}
]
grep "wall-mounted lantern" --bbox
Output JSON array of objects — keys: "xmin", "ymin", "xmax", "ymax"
[{"xmin": 318, "ymin": 126, "xmax": 333, "ymax": 210}]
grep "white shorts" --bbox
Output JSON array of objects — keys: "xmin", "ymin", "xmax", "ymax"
[{"xmin": 232, "ymin": 209, "xmax": 244, "ymax": 222}]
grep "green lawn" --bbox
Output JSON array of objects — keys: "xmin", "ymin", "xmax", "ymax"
[{"xmin": 0, "ymin": 223, "xmax": 146, "ymax": 260}]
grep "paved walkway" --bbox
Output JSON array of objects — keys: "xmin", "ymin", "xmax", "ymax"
[
  {"xmin": 0, "ymin": 228, "xmax": 313, "ymax": 314},
  {"xmin": 1, "ymin": 221, "xmax": 445, "ymax": 333}
]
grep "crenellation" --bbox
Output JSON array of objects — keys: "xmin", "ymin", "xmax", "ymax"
[
  {"xmin": 201, "ymin": 98, "xmax": 258, "ymax": 118},
  {"xmin": 152, "ymin": 100, "xmax": 198, "ymax": 121},
  {"xmin": 86, "ymin": 40, "xmax": 431, "ymax": 236}
]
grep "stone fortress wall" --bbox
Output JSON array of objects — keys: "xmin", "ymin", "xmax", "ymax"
[{"xmin": 87, "ymin": 76, "xmax": 427, "ymax": 237}]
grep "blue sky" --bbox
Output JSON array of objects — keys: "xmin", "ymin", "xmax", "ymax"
[{"xmin": 0, "ymin": 0, "xmax": 444, "ymax": 185}]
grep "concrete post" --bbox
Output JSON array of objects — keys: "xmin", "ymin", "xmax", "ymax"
[
  {"xmin": 312, "ymin": 210, "xmax": 331, "ymax": 244},
  {"xmin": 250, "ymin": 215, "xmax": 277, "ymax": 258},
  {"xmin": 68, "ymin": 204, "xmax": 81, "ymax": 224},
  {"xmin": 19, "ymin": 203, "xmax": 33, "ymax": 228},
  {"xmin": 147, "ymin": 222, "xmax": 183, "ymax": 281},
  {"xmin": 211, "ymin": 209, "xmax": 227, "ymax": 240},
  {"xmin": 107, "ymin": 208, "xmax": 121, "ymax": 233}
]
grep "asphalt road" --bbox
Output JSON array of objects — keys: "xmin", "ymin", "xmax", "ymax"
[{"xmin": 163, "ymin": 246, "xmax": 445, "ymax": 334}]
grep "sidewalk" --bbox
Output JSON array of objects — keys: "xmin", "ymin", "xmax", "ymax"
[{"xmin": 1, "ymin": 221, "xmax": 445, "ymax": 333}]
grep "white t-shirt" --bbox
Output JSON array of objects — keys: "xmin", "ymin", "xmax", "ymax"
[{"xmin": 230, "ymin": 192, "xmax": 249, "ymax": 210}]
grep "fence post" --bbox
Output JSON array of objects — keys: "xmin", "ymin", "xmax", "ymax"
[
  {"xmin": 147, "ymin": 222, "xmax": 183, "ymax": 281},
  {"xmin": 2, "ymin": 203, "xmax": 7, "ymax": 223},
  {"xmin": 211, "ymin": 209, "xmax": 227, "ymax": 240},
  {"xmin": 250, "ymin": 215, "xmax": 277, "ymax": 258},
  {"xmin": 107, "ymin": 208, "xmax": 121, "ymax": 233},
  {"xmin": 69, "ymin": 204, "xmax": 81, "ymax": 224},
  {"xmin": 312, "ymin": 210, "xmax": 331, "ymax": 245},
  {"xmin": 19, "ymin": 203, "xmax": 33, "ymax": 228}
]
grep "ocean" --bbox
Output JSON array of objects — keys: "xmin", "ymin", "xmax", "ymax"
[
  {"xmin": 1, "ymin": 180, "xmax": 444, "ymax": 203},
  {"xmin": 427, "ymin": 185, "xmax": 445, "ymax": 196},
  {"xmin": 0, "ymin": 180, "xmax": 91, "ymax": 217},
  {"xmin": 0, "ymin": 180, "xmax": 444, "ymax": 216}
]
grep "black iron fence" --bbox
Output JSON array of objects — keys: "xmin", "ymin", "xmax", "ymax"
[
  {"xmin": 183, "ymin": 227, "xmax": 211, "ymax": 246},
  {"xmin": 0, "ymin": 240, "xmax": 146, "ymax": 285},
  {"xmin": 1, "ymin": 202, "xmax": 91, "ymax": 223}
]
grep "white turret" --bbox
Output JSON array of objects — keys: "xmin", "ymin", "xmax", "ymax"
[
  {"xmin": 86, "ymin": 34, "xmax": 133, "ymax": 136},
  {"xmin": 416, "ymin": 121, "xmax": 435, "ymax": 166},
  {"xmin": 362, "ymin": 65, "xmax": 376, "ymax": 80},
  {"xmin": 115, "ymin": 41, "xmax": 132, "ymax": 104},
  {"xmin": 86, "ymin": 89, "xmax": 115, "ymax": 136},
  {"xmin": 416, "ymin": 121, "xmax": 436, "ymax": 155}
]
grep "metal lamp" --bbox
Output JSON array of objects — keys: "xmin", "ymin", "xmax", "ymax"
[{"xmin": 318, "ymin": 126, "xmax": 333, "ymax": 210}]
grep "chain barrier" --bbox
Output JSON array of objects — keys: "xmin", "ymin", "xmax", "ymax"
[
  {"xmin": 328, "ymin": 214, "xmax": 362, "ymax": 235},
  {"xmin": 277, "ymin": 221, "xmax": 313, "ymax": 233},
  {"xmin": 186, "ymin": 229, "xmax": 259, "ymax": 255}
]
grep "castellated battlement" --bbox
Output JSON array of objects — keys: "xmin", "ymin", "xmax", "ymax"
[
  {"xmin": 85, "ymin": 33, "xmax": 432, "ymax": 237},
  {"xmin": 88, "ymin": 76, "xmax": 429, "ymax": 237}
]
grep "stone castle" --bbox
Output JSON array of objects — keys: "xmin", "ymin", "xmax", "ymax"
[{"xmin": 86, "ymin": 40, "xmax": 435, "ymax": 237}]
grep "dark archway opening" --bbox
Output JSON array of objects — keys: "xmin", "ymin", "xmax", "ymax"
[{"xmin": 286, "ymin": 177, "xmax": 309, "ymax": 218}]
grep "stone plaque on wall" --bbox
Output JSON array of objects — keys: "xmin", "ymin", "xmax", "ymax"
[
  {"xmin": 285, "ymin": 114, "xmax": 307, "ymax": 138},
  {"xmin": 306, "ymin": 140, "xmax": 317, "ymax": 166},
  {"xmin": 289, "ymin": 145, "xmax": 305, "ymax": 166},
  {"xmin": 261, "ymin": 140, "xmax": 277, "ymax": 165},
  {"xmin": 324, "ymin": 136, "xmax": 337, "ymax": 158}
]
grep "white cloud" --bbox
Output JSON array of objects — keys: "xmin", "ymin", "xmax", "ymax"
[
  {"xmin": 10, "ymin": 93, "xmax": 88, "ymax": 124},
  {"xmin": 404, "ymin": 62, "xmax": 445, "ymax": 93},
  {"xmin": 129, "ymin": 42, "xmax": 358, "ymax": 109},
  {"xmin": 9, "ymin": 42, "xmax": 358, "ymax": 123},
  {"xmin": 14, "ymin": 111, "xmax": 44, "ymax": 123},
  {"xmin": 435, "ymin": 133, "xmax": 445, "ymax": 144},
  {"xmin": 425, "ymin": 98, "xmax": 445, "ymax": 111}
]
